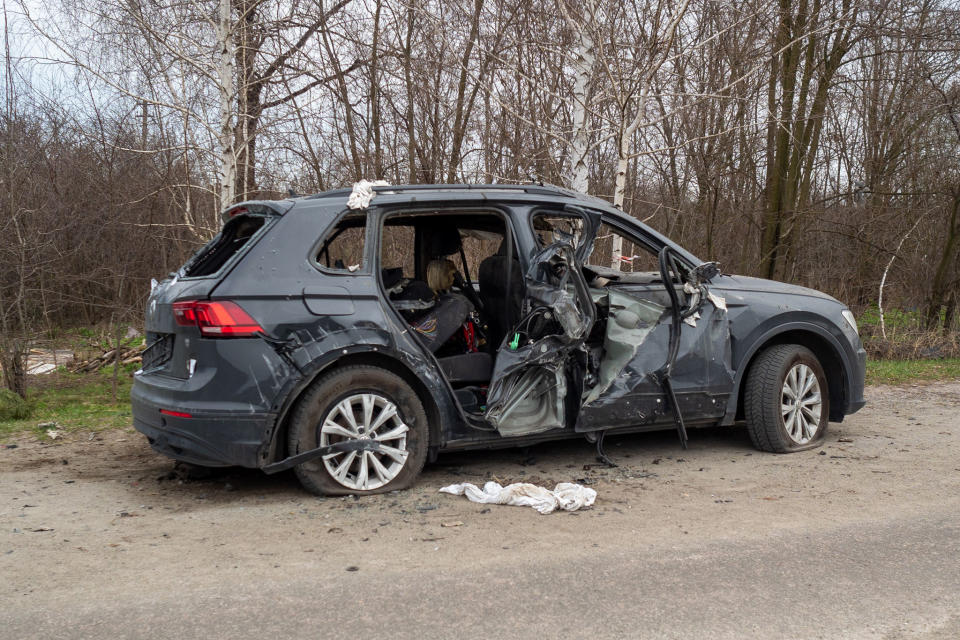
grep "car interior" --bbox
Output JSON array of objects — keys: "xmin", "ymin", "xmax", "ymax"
[
  {"xmin": 376, "ymin": 211, "xmax": 521, "ymax": 408},
  {"xmin": 371, "ymin": 208, "xmax": 672, "ymax": 426}
]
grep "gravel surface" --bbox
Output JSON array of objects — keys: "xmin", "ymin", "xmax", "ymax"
[{"xmin": 2, "ymin": 382, "xmax": 959, "ymax": 639}]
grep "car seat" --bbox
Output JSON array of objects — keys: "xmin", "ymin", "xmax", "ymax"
[
  {"xmin": 478, "ymin": 239, "xmax": 524, "ymax": 348},
  {"xmin": 409, "ymin": 293, "xmax": 473, "ymax": 353}
]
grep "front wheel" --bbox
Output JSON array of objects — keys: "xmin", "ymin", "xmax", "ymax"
[
  {"xmin": 744, "ymin": 344, "xmax": 829, "ymax": 452},
  {"xmin": 287, "ymin": 365, "xmax": 428, "ymax": 495}
]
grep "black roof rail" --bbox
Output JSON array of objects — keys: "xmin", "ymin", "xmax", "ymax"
[
  {"xmin": 305, "ymin": 182, "xmax": 594, "ymax": 201},
  {"xmin": 305, "ymin": 187, "xmax": 355, "ymax": 200},
  {"xmin": 371, "ymin": 183, "xmax": 565, "ymax": 195}
]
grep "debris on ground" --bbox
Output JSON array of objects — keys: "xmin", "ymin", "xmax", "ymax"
[
  {"xmin": 26, "ymin": 348, "xmax": 75, "ymax": 375},
  {"xmin": 439, "ymin": 481, "xmax": 597, "ymax": 515},
  {"xmin": 70, "ymin": 346, "xmax": 144, "ymax": 373}
]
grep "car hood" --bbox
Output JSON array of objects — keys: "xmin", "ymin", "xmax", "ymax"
[{"xmin": 709, "ymin": 274, "xmax": 839, "ymax": 303}]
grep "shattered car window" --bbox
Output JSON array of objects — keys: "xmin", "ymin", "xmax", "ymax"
[
  {"xmin": 532, "ymin": 213, "xmax": 584, "ymax": 248},
  {"xmin": 460, "ymin": 228, "xmax": 504, "ymax": 280},
  {"xmin": 381, "ymin": 222, "xmax": 415, "ymax": 277},
  {"xmin": 182, "ymin": 214, "xmax": 269, "ymax": 278},
  {"xmin": 316, "ymin": 212, "xmax": 367, "ymax": 272}
]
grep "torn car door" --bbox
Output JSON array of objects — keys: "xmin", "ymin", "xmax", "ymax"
[
  {"xmin": 576, "ymin": 264, "xmax": 735, "ymax": 433},
  {"xmin": 484, "ymin": 241, "xmax": 595, "ymax": 437}
]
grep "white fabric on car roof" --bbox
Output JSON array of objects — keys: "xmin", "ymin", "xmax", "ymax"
[{"xmin": 346, "ymin": 179, "xmax": 390, "ymax": 209}]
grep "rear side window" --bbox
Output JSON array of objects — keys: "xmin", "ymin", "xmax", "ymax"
[
  {"xmin": 182, "ymin": 214, "xmax": 268, "ymax": 277},
  {"xmin": 316, "ymin": 212, "xmax": 367, "ymax": 272}
]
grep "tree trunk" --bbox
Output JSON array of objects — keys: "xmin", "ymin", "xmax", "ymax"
[
  {"xmin": 322, "ymin": 23, "xmax": 363, "ymax": 180},
  {"xmin": 1, "ymin": 339, "xmax": 26, "ymax": 399},
  {"xmin": 760, "ymin": 0, "xmax": 854, "ymax": 280},
  {"xmin": 404, "ymin": 1, "xmax": 417, "ymax": 183},
  {"xmin": 565, "ymin": 6, "xmax": 595, "ymax": 194},
  {"xmin": 234, "ymin": 0, "xmax": 261, "ymax": 201},
  {"xmin": 610, "ymin": 155, "xmax": 629, "ymax": 269},
  {"xmin": 446, "ymin": 0, "xmax": 485, "ymax": 183},
  {"xmin": 370, "ymin": 0, "xmax": 383, "ymax": 179},
  {"xmin": 217, "ymin": 0, "xmax": 237, "ymax": 208},
  {"xmin": 926, "ymin": 193, "xmax": 960, "ymax": 328}
]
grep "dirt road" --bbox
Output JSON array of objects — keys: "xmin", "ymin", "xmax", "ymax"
[{"xmin": 3, "ymin": 382, "xmax": 960, "ymax": 639}]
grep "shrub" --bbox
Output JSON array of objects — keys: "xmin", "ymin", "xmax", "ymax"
[
  {"xmin": 0, "ymin": 389, "xmax": 32, "ymax": 421},
  {"xmin": 858, "ymin": 307, "xmax": 960, "ymax": 360}
]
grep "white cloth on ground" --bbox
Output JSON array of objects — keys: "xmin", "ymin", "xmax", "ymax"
[{"xmin": 439, "ymin": 481, "xmax": 597, "ymax": 515}]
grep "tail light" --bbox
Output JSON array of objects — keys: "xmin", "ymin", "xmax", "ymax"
[
  {"xmin": 160, "ymin": 409, "xmax": 192, "ymax": 418},
  {"xmin": 172, "ymin": 300, "xmax": 263, "ymax": 337}
]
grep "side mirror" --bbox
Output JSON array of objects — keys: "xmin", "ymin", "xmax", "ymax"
[{"xmin": 692, "ymin": 261, "xmax": 721, "ymax": 284}]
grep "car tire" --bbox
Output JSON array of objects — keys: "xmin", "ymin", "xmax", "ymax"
[
  {"xmin": 287, "ymin": 365, "xmax": 429, "ymax": 496},
  {"xmin": 744, "ymin": 344, "xmax": 829, "ymax": 453}
]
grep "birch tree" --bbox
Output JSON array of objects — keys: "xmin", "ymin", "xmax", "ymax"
[
  {"xmin": 22, "ymin": 0, "xmax": 354, "ymax": 221},
  {"xmin": 559, "ymin": 0, "xmax": 600, "ymax": 193},
  {"xmin": 592, "ymin": 0, "xmax": 690, "ymax": 267}
]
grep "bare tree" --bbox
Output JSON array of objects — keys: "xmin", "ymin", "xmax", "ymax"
[{"xmin": 760, "ymin": 0, "xmax": 860, "ymax": 280}]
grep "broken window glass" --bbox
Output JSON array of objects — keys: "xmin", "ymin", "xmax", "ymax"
[
  {"xmin": 531, "ymin": 212, "xmax": 584, "ymax": 248},
  {"xmin": 182, "ymin": 214, "xmax": 269, "ymax": 278},
  {"xmin": 317, "ymin": 212, "xmax": 367, "ymax": 272}
]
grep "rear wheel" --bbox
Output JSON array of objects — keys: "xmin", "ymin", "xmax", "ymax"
[
  {"xmin": 744, "ymin": 344, "xmax": 829, "ymax": 452},
  {"xmin": 287, "ymin": 365, "xmax": 428, "ymax": 496}
]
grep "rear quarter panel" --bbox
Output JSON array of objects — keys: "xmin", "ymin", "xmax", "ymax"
[{"xmin": 210, "ymin": 201, "xmax": 462, "ymax": 458}]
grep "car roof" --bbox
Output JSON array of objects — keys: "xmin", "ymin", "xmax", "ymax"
[
  {"xmin": 304, "ymin": 182, "xmax": 616, "ymax": 210},
  {"xmin": 246, "ymin": 183, "xmax": 703, "ymax": 266}
]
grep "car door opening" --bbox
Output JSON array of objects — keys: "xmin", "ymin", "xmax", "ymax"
[{"xmin": 380, "ymin": 210, "xmax": 516, "ymax": 398}]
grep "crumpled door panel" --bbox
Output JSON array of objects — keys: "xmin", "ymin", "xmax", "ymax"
[
  {"xmin": 582, "ymin": 289, "xmax": 666, "ymax": 404},
  {"xmin": 484, "ymin": 242, "xmax": 594, "ymax": 436},
  {"xmin": 576, "ymin": 284, "xmax": 734, "ymax": 432}
]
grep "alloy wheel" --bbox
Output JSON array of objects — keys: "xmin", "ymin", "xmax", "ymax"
[
  {"xmin": 319, "ymin": 393, "xmax": 410, "ymax": 491},
  {"xmin": 780, "ymin": 363, "xmax": 822, "ymax": 445}
]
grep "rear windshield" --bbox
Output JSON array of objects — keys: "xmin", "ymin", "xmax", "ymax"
[{"xmin": 181, "ymin": 214, "xmax": 269, "ymax": 277}]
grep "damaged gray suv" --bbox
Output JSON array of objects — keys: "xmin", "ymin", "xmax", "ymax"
[{"xmin": 132, "ymin": 184, "xmax": 866, "ymax": 495}]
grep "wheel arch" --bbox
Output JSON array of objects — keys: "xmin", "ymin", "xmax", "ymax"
[
  {"xmin": 263, "ymin": 350, "xmax": 448, "ymax": 466},
  {"xmin": 724, "ymin": 324, "xmax": 850, "ymax": 425}
]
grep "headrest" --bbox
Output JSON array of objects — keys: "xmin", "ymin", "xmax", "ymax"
[
  {"xmin": 381, "ymin": 267, "xmax": 404, "ymax": 290},
  {"xmin": 424, "ymin": 225, "xmax": 462, "ymax": 257}
]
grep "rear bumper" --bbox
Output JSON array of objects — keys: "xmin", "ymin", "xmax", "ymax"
[{"xmin": 132, "ymin": 383, "xmax": 275, "ymax": 468}]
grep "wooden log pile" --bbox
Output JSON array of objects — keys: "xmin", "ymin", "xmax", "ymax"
[{"xmin": 69, "ymin": 346, "xmax": 144, "ymax": 373}]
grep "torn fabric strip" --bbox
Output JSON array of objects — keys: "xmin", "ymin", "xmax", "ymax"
[
  {"xmin": 706, "ymin": 290, "xmax": 727, "ymax": 311},
  {"xmin": 439, "ymin": 481, "xmax": 597, "ymax": 514}
]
